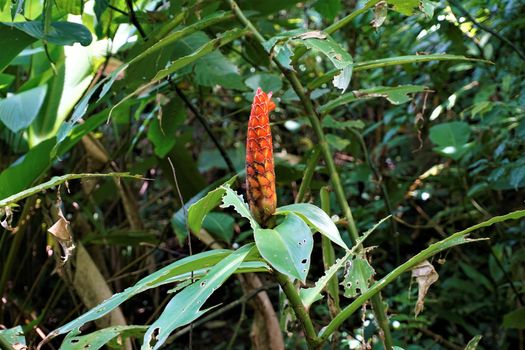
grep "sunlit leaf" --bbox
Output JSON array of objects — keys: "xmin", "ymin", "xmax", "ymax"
[
  {"xmin": 254, "ymin": 213, "xmax": 313, "ymax": 281},
  {"xmin": 0, "ymin": 85, "xmax": 47, "ymax": 132},
  {"xmin": 276, "ymin": 203, "xmax": 348, "ymax": 249},
  {"xmin": 61, "ymin": 326, "xmax": 148, "ymax": 350},
  {"xmin": 1, "ymin": 21, "xmax": 92, "ymax": 46}
]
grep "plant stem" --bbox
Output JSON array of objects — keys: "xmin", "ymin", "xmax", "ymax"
[
  {"xmin": 226, "ymin": 1, "xmax": 393, "ymax": 347},
  {"xmin": 295, "ymin": 147, "xmax": 321, "ymax": 203},
  {"xmin": 320, "ymin": 187, "xmax": 340, "ymax": 318},
  {"xmin": 275, "ymin": 272, "xmax": 319, "ymax": 349}
]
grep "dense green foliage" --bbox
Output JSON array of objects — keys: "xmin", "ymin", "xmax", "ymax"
[{"xmin": 1, "ymin": 0, "xmax": 524, "ymax": 349}]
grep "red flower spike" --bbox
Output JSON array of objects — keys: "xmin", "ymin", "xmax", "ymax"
[{"xmin": 246, "ymin": 88, "xmax": 277, "ymax": 226}]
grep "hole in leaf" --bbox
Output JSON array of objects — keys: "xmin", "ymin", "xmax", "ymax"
[
  {"xmin": 301, "ymin": 259, "xmax": 307, "ymax": 264},
  {"xmin": 71, "ymin": 339, "xmax": 79, "ymax": 344}
]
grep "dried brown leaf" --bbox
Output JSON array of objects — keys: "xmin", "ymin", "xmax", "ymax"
[{"xmin": 411, "ymin": 260, "xmax": 439, "ymax": 316}]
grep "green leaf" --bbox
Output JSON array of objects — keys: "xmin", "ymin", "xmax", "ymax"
[
  {"xmin": 61, "ymin": 326, "xmax": 148, "ymax": 350},
  {"xmin": 276, "ymin": 203, "xmax": 348, "ymax": 250},
  {"xmin": 420, "ymin": 0, "xmax": 438, "ymax": 18},
  {"xmin": 322, "ymin": 115, "xmax": 365, "ymax": 130},
  {"xmin": 46, "ymin": 249, "xmax": 236, "ymax": 340},
  {"xmin": 203, "ymin": 212, "xmax": 235, "ymax": 243},
  {"xmin": 387, "ymin": 0, "xmax": 419, "ymax": 16},
  {"xmin": 1, "ymin": 21, "xmax": 92, "ymax": 46},
  {"xmin": 296, "ymin": 35, "xmax": 353, "ymax": 92},
  {"xmin": 0, "ymin": 326, "xmax": 26, "ymax": 348},
  {"xmin": 0, "ymin": 73, "xmax": 15, "ymax": 89},
  {"xmin": 186, "ymin": 177, "xmax": 237, "ymax": 236},
  {"xmin": 142, "ymin": 244, "xmax": 254, "ymax": 350},
  {"xmin": 510, "ymin": 166, "xmax": 525, "ymax": 190},
  {"xmin": 0, "ymin": 138, "xmax": 54, "ymax": 199},
  {"xmin": 0, "ymin": 23, "xmax": 37, "ymax": 72},
  {"xmin": 254, "ymin": 213, "xmax": 313, "ymax": 281},
  {"xmin": 503, "ymin": 307, "xmax": 525, "ymax": 329},
  {"xmin": 429, "ymin": 121, "xmax": 472, "ymax": 160},
  {"xmin": 220, "ymin": 184, "xmax": 259, "ymax": 230},
  {"xmin": 326, "ymin": 134, "xmax": 350, "ymax": 151},
  {"xmin": 0, "ymin": 85, "xmax": 47, "ymax": 132},
  {"xmin": 342, "ymin": 255, "xmax": 375, "ymax": 298},
  {"xmin": 313, "ymin": 0, "xmax": 342, "ymax": 21},
  {"xmin": 245, "ymin": 73, "xmax": 283, "ymax": 93},
  {"xmin": 318, "ymin": 85, "xmax": 426, "ymax": 114}
]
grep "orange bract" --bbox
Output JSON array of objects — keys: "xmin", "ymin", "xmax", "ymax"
[{"xmin": 246, "ymin": 88, "xmax": 277, "ymax": 226}]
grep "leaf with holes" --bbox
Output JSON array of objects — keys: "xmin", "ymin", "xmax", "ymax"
[
  {"xmin": 61, "ymin": 326, "xmax": 148, "ymax": 350},
  {"xmin": 0, "ymin": 326, "xmax": 26, "ymax": 348},
  {"xmin": 276, "ymin": 203, "xmax": 347, "ymax": 250},
  {"xmin": 254, "ymin": 213, "xmax": 313, "ymax": 281},
  {"xmin": 141, "ymin": 244, "xmax": 254, "ymax": 350},
  {"xmin": 342, "ymin": 256, "xmax": 375, "ymax": 298},
  {"xmin": 220, "ymin": 184, "xmax": 259, "ymax": 230}
]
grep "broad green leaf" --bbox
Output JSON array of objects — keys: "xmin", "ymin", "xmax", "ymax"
[
  {"xmin": 203, "ymin": 212, "xmax": 235, "ymax": 243},
  {"xmin": 318, "ymin": 85, "xmax": 427, "ymax": 113},
  {"xmin": 387, "ymin": 0, "xmax": 419, "ymax": 15},
  {"xmin": 61, "ymin": 326, "xmax": 148, "ymax": 350},
  {"xmin": 45, "ymin": 249, "xmax": 236, "ymax": 340},
  {"xmin": 0, "ymin": 85, "xmax": 47, "ymax": 132},
  {"xmin": 220, "ymin": 184, "xmax": 259, "ymax": 230},
  {"xmin": 186, "ymin": 176, "xmax": 237, "ymax": 236},
  {"xmin": 0, "ymin": 326, "xmax": 26, "ymax": 347},
  {"xmin": 0, "ymin": 138, "xmax": 54, "ymax": 199},
  {"xmin": 322, "ymin": 115, "xmax": 365, "ymax": 130},
  {"xmin": 0, "ymin": 172, "xmax": 142, "ymax": 207},
  {"xmin": 420, "ymin": 0, "xmax": 438, "ymax": 18},
  {"xmin": 276, "ymin": 203, "xmax": 348, "ymax": 249},
  {"xmin": 0, "ymin": 73, "xmax": 15, "ymax": 89},
  {"xmin": 297, "ymin": 36, "xmax": 353, "ymax": 92},
  {"xmin": 254, "ymin": 213, "xmax": 313, "ymax": 281},
  {"xmin": 342, "ymin": 255, "xmax": 375, "ymax": 298},
  {"xmin": 1, "ymin": 21, "xmax": 92, "ymax": 46},
  {"xmin": 503, "ymin": 308, "xmax": 525, "ymax": 329},
  {"xmin": 429, "ymin": 121, "xmax": 472, "ymax": 160},
  {"xmin": 0, "ymin": 23, "xmax": 36, "ymax": 72},
  {"xmin": 141, "ymin": 244, "xmax": 254, "ymax": 350}
]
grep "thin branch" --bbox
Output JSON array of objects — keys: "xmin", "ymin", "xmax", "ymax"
[
  {"xmin": 449, "ymin": 0, "xmax": 525, "ymax": 61},
  {"xmin": 174, "ymin": 86, "xmax": 237, "ymax": 175},
  {"xmin": 125, "ymin": 0, "xmax": 147, "ymax": 40}
]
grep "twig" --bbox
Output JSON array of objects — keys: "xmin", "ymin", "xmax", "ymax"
[
  {"xmin": 124, "ymin": 0, "xmax": 147, "ymax": 40},
  {"xmin": 174, "ymin": 86, "xmax": 237, "ymax": 174},
  {"xmin": 449, "ymin": 0, "xmax": 525, "ymax": 61}
]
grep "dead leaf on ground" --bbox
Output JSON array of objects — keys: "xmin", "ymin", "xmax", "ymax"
[{"xmin": 411, "ymin": 260, "xmax": 439, "ymax": 316}]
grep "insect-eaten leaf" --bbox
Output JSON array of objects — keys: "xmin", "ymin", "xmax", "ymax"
[
  {"xmin": 342, "ymin": 255, "xmax": 375, "ymax": 298},
  {"xmin": 254, "ymin": 213, "xmax": 313, "ymax": 282},
  {"xmin": 48, "ymin": 208, "xmax": 75, "ymax": 262},
  {"xmin": 220, "ymin": 184, "xmax": 259, "ymax": 230},
  {"xmin": 411, "ymin": 260, "xmax": 439, "ymax": 317}
]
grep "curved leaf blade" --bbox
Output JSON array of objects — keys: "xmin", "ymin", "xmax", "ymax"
[
  {"xmin": 276, "ymin": 203, "xmax": 348, "ymax": 250},
  {"xmin": 2, "ymin": 21, "xmax": 92, "ymax": 46},
  {"xmin": 141, "ymin": 244, "xmax": 254, "ymax": 350},
  {"xmin": 219, "ymin": 184, "xmax": 259, "ymax": 230},
  {"xmin": 254, "ymin": 213, "xmax": 313, "ymax": 281}
]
